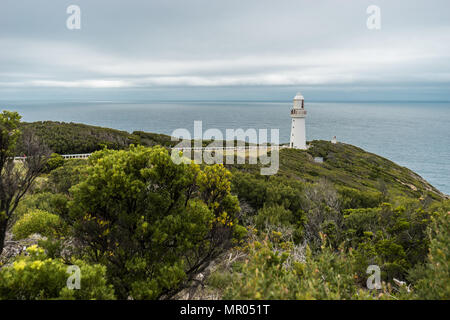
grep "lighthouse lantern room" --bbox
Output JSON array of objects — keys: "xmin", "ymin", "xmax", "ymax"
[{"xmin": 289, "ymin": 92, "xmax": 307, "ymax": 149}]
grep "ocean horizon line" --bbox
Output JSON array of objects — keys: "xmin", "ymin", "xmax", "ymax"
[{"xmin": 1, "ymin": 99, "xmax": 450, "ymax": 105}]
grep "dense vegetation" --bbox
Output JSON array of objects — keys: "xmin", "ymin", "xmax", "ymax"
[
  {"xmin": 16, "ymin": 121, "xmax": 251, "ymax": 156},
  {"xmin": 0, "ymin": 118, "xmax": 448, "ymax": 300},
  {"xmin": 17, "ymin": 121, "xmax": 180, "ymax": 155}
]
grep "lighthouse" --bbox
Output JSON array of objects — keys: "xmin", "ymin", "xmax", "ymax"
[{"xmin": 289, "ymin": 92, "xmax": 307, "ymax": 149}]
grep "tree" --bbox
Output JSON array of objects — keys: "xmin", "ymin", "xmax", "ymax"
[
  {"xmin": 0, "ymin": 111, "xmax": 49, "ymax": 255},
  {"xmin": 67, "ymin": 145, "xmax": 240, "ymax": 299}
]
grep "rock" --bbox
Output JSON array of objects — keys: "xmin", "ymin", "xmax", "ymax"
[{"xmin": 0, "ymin": 232, "xmax": 45, "ymax": 267}]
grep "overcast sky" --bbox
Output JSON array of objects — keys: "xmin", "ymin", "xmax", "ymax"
[{"xmin": 1, "ymin": 0, "xmax": 449, "ymax": 101}]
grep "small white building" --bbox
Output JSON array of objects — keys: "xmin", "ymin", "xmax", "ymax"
[{"xmin": 289, "ymin": 92, "xmax": 307, "ymax": 149}]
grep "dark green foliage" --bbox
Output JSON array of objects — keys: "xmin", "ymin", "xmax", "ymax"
[
  {"xmin": 230, "ymin": 172, "xmax": 269, "ymax": 209},
  {"xmin": 0, "ymin": 111, "xmax": 22, "ymax": 254},
  {"xmin": 1, "ymin": 111, "xmax": 50, "ymax": 256},
  {"xmin": 344, "ymin": 201, "xmax": 432, "ymax": 281},
  {"xmin": 44, "ymin": 159, "xmax": 87, "ymax": 194},
  {"xmin": 13, "ymin": 192, "xmax": 69, "ymax": 221},
  {"xmin": 338, "ymin": 187, "xmax": 383, "ymax": 209},
  {"xmin": 232, "ymin": 172, "xmax": 307, "ymax": 241},
  {"xmin": 67, "ymin": 145, "xmax": 240, "ymax": 299},
  {"xmin": 232, "ymin": 173, "xmax": 306, "ymax": 215},
  {"xmin": 17, "ymin": 121, "xmax": 137, "ymax": 155},
  {"xmin": 228, "ymin": 141, "xmax": 447, "ymax": 291},
  {"xmin": 44, "ymin": 153, "xmax": 64, "ymax": 173},
  {"xmin": 221, "ymin": 240, "xmax": 372, "ymax": 300},
  {"xmin": 2, "ymin": 118, "xmax": 447, "ymax": 300},
  {"xmin": 16, "ymin": 121, "xmax": 179, "ymax": 155},
  {"xmin": 409, "ymin": 201, "xmax": 450, "ymax": 299},
  {"xmin": 0, "ymin": 111, "xmax": 21, "ymax": 157},
  {"xmin": 255, "ymin": 204, "xmax": 294, "ymax": 230},
  {"xmin": 132, "ymin": 131, "xmax": 178, "ymax": 148}
]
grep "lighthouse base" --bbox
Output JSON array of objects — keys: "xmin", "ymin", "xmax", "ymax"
[{"xmin": 290, "ymin": 117, "xmax": 306, "ymax": 149}]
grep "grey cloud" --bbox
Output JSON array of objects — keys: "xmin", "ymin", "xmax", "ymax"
[{"xmin": 0, "ymin": 0, "xmax": 450, "ymax": 100}]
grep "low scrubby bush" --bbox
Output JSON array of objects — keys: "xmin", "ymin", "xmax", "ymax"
[
  {"xmin": 12, "ymin": 209, "xmax": 68, "ymax": 240},
  {"xmin": 0, "ymin": 245, "xmax": 115, "ymax": 300}
]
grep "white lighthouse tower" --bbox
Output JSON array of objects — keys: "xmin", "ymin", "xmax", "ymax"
[{"xmin": 290, "ymin": 92, "xmax": 307, "ymax": 149}]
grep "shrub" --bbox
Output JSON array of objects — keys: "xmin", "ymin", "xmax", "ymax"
[
  {"xmin": 338, "ymin": 187, "xmax": 383, "ymax": 209},
  {"xmin": 0, "ymin": 245, "xmax": 115, "ymax": 300},
  {"xmin": 231, "ymin": 173, "xmax": 306, "ymax": 214},
  {"xmin": 223, "ymin": 240, "xmax": 298, "ymax": 300},
  {"xmin": 255, "ymin": 204, "xmax": 293, "ymax": 230},
  {"xmin": 44, "ymin": 153, "xmax": 64, "ymax": 173},
  {"xmin": 17, "ymin": 121, "xmax": 135, "ymax": 155},
  {"xmin": 412, "ymin": 203, "xmax": 450, "ymax": 299},
  {"xmin": 12, "ymin": 209, "xmax": 68, "ymax": 240},
  {"xmin": 68, "ymin": 145, "xmax": 240, "ymax": 299},
  {"xmin": 13, "ymin": 192, "xmax": 69, "ymax": 220},
  {"xmin": 223, "ymin": 239, "xmax": 371, "ymax": 300},
  {"xmin": 45, "ymin": 159, "xmax": 87, "ymax": 194},
  {"xmin": 343, "ymin": 201, "xmax": 432, "ymax": 282}
]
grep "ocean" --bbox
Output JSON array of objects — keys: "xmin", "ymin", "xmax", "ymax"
[{"xmin": 2, "ymin": 100, "xmax": 449, "ymax": 195}]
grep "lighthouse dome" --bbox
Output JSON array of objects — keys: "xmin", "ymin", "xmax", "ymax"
[{"xmin": 294, "ymin": 92, "xmax": 304, "ymax": 100}]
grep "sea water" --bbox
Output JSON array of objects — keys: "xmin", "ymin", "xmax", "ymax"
[{"xmin": 2, "ymin": 100, "xmax": 449, "ymax": 194}]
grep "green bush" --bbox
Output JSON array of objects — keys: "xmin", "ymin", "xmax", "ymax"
[
  {"xmin": 12, "ymin": 209, "xmax": 68, "ymax": 240},
  {"xmin": 68, "ymin": 145, "xmax": 240, "ymax": 299},
  {"xmin": 255, "ymin": 204, "xmax": 293, "ymax": 230},
  {"xmin": 45, "ymin": 159, "xmax": 87, "ymax": 194},
  {"xmin": 0, "ymin": 245, "xmax": 115, "ymax": 300},
  {"xmin": 231, "ymin": 173, "xmax": 306, "ymax": 213},
  {"xmin": 338, "ymin": 187, "xmax": 383, "ymax": 209},
  {"xmin": 13, "ymin": 192, "xmax": 69, "ymax": 220},
  {"xmin": 412, "ymin": 203, "xmax": 450, "ymax": 299},
  {"xmin": 17, "ymin": 121, "xmax": 135, "ymax": 155},
  {"xmin": 44, "ymin": 153, "xmax": 65, "ymax": 173},
  {"xmin": 222, "ymin": 240, "xmax": 379, "ymax": 300},
  {"xmin": 231, "ymin": 173, "xmax": 307, "ymax": 242},
  {"xmin": 343, "ymin": 201, "xmax": 431, "ymax": 282},
  {"xmin": 232, "ymin": 224, "xmax": 248, "ymax": 243},
  {"xmin": 223, "ymin": 240, "xmax": 299, "ymax": 300}
]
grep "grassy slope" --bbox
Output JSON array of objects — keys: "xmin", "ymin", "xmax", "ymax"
[
  {"xmin": 230, "ymin": 140, "xmax": 446, "ymax": 200},
  {"xmin": 18, "ymin": 121, "xmax": 446, "ymax": 199}
]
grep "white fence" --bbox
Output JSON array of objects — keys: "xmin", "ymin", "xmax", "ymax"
[
  {"xmin": 13, "ymin": 153, "xmax": 92, "ymax": 162},
  {"xmin": 13, "ymin": 145, "xmax": 288, "ymax": 162}
]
